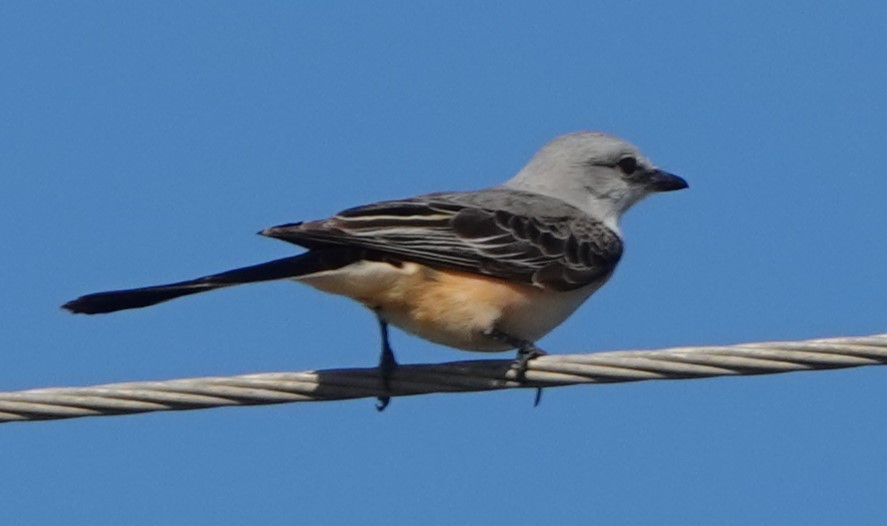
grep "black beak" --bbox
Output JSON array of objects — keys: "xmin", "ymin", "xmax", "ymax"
[{"xmin": 644, "ymin": 169, "xmax": 688, "ymax": 192}]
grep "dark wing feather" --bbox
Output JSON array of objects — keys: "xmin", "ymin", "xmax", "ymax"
[{"xmin": 261, "ymin": 191, "xmax": 622, "ymax": 291}]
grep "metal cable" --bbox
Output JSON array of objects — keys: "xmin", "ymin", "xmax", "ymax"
[{"xmin": 2, "ymin": 333, "xmax": 885, "ymax": 423}]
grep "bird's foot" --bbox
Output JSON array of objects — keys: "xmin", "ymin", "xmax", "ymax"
[
  {"xmin": 375, "ymin": 346, "xmax": 398, "ymax": 412},
  {"xmin": 515, "ymin": 345, "xmax": 546, "ymax": 407},
  {"xmin": 483, "ymin": 327, "xmax": 547, "ymax": 407},
  {"xmin": 375, "ymin": 314, "xmax": 398, "ymax": 412},
  {"xmin": 514, "ymin": 345, "xmax": 547, "ymax": 381}
]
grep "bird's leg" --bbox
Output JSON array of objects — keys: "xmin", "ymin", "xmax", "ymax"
[
  {"xmin": 483, "ymin": 327, "xmax": 546, "ymax": 406},
  {"xmin": 483, "ymin": 327, "xmax": 548, "ymax": 371},
  {"xmin": 375, "ymin": 313, "xmax": 398, "ymax": 412}
]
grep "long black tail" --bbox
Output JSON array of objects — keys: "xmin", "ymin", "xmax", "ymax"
[{"xmin": 62, "ymin": 251, "xmax": 342, "ymax": 315}]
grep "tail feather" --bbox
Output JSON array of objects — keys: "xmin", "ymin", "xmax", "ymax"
[{"xmin": 62, "ymin": 252, "xmax": 341, "ymax": 315}]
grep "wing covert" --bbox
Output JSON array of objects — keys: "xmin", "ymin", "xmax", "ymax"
[{"xmin": 261, "ymin": 191, "xmax": 622, "ymax": 291}]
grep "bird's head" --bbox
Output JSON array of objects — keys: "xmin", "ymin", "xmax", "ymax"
[{"xmin": 503, "ymin": 131, "xmax": 687, "ymax": 229}]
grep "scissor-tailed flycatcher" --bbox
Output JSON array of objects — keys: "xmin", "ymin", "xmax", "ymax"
[{"xmin": 63, "ymin": 131, "xmax": 687, "ymax": 409}]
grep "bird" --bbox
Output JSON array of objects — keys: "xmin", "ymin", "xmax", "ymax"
[{"xmin": 63, "ymin": 131, "xmax": 688, "ymax": 410}]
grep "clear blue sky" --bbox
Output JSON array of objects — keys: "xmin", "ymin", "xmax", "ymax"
[{"xmin": 2, "ymin": 2, "xmax": 886, "ymax": 524}]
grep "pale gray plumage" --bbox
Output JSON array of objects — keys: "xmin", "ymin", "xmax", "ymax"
[{"xmin": 504, "ymin": 131, "xmax": 683, "ymax": 230}]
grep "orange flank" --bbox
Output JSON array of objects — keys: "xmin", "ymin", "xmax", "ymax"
[{"xmin": 297, "ymin": 261, "xmax": 598, "ymax": 351}]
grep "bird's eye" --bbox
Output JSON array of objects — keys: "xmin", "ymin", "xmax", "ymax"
[{"xmin": 616, "ymin": 157, "xmax": 638, "ymax": 175}]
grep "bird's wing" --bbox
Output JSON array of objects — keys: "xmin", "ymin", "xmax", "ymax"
[{"xmin": 261, "ymin": 190, "xmax": 623, "ymax": 291}]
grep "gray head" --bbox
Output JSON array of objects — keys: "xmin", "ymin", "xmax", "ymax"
[{"xmin": 503, "ymin": 131, "xmax": 687, "ymax": 228}]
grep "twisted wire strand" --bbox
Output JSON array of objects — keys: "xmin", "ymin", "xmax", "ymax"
[{"xmin": 2, "ymin": 333, "xmax": 885, "ymax": 423}]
